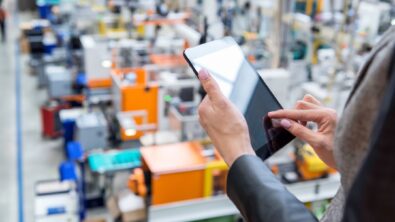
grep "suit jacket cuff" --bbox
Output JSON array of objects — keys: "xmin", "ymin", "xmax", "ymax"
[{"xmin": 226, "ymin": 155, "xmax": 317, "ymax": 222}]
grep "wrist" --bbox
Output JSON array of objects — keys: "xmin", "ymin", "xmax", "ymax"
[{"xmin": 224, "ymin": 146, "xmax": 256, "ymax": 167}]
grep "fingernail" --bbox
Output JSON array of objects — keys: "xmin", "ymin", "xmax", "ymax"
[
  {"xmin": 268, "ymin": 111, "xmax": 273, "ymax": 116},
  {"xmin": 198, "ymin": 69, "xmax": 209, "ymax": 80},
  {"xmin": 280, "ymin": 119, "xmax": 292, "ymax": 129},
  {"xmin": 304, "ymin": 94, "xmax": 313, "ymax": 99}
]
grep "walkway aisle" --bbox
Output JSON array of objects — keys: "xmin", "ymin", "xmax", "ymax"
[{"xmin": 0, "ymin": 12, "xmax": 64, "ymax": 222}]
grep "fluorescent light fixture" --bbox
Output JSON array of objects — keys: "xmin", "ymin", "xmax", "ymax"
[
  {"xmin": 101, "ymin": 60, "xmax": 112, "ymax": 68},
  {"xmin": 125, "ymin": 129, "xmax": 137, "ymax": 136}
]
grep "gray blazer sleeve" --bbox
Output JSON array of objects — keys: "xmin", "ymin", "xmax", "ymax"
[{"xmin": 227, "ymin": 155, "xmax": 318, "ymax": 222}]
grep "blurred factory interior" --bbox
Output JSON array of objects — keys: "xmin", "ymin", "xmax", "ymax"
[{"xmin": 0, "ymin": 0, "xmax": 394, "ymax": 221}]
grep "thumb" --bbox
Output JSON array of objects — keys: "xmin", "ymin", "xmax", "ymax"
[{"xmin": 198, "ymin": 69, "xmax": 224, "ymax": 103}]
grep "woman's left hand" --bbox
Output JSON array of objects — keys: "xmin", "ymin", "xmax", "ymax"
[{"xmin": 197, "ymin": 69, "xmax": 255, "ymax": 166}]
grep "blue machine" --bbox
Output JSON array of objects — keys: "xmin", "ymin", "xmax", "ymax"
[
  {"xmin": 36, "ymin": 0, "xmax": 60, "ymax": 20},
  {"xmin": 63, "ymin": 120, "xmax": 76, "ymax": 145},
  {"xmin": 59, "ymin": 161, "xmax": 78, "ymax": 181},
  {"xmin": 88, "ymin": 149, "xmax": 141, "ymax": 173},
  {"xmin": 59, "ymin": 160, "xmax": 85, "ymax": 220},
  {"xmin": 66, "ymin": 142, "xmax": 84, "ymax": 161}
]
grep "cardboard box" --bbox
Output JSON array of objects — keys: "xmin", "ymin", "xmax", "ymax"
[
  {"xmin": 83, "ymin": 218, "xmax": 107, "ymax": 222},
  {"xmin": 122, "ymin": 209, "xmax": 146, "ymax": 222},
  {"xmin": 20, "ymin": 36, "xmax": 30, "ymax": 54},
  {"xmin": 106, "ymin": 190, "xmax": 146, "ymax": 222},
  {"xmin": 106, "ymin": 195, "xmax": 121, "ymax": 219}
]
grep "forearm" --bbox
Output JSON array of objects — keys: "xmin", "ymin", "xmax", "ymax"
[{"xmin": 227, "ymin": 155, "xmax": 318, "ymax": 222}]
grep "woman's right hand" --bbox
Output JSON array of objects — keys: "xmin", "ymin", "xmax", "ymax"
[{"xmin": 268, "ymin": 95, "xmax": 337, "ymax": 169}]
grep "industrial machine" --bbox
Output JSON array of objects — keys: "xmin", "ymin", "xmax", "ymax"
[
  {"xmin": 128, "ymin": 141, "xmax": 228, "ymax": 205},
  {"xmin": 41, "ymin": 100, "xmax": 70, "ymax": 138},
  {"xmin": 294, "ymin": 0, "xmax": 323, "ymax": 17},
  {"xmin": 111, "ymin": 39, "xmax": 151, "ymax": 68},
  {"xmin": 80, "ymin": 35, "xmax": 112, "ymax": 89},
  {"xmin": 112, "ymin": 68, "xmax": 159, "ymax": 141},
  {"xmin": 155, "ymin": 69, "xmax": 201, "ymax": 131},
  {"xmin": 59, "ymin": 108, "xmax": 86, "ymax": 146},
  {"xmin": 357, "ymin": 1, "xmax": 392, "ymax": 43},
  {"xmin": 35, "ymin": 180, "xmax": 79, "ymax": 222},
  {"xmin": 258, "ymin": 69, "xmax": 291, "ymax": 107},
  {"xmin": 75, "ymin": 112, "xmax": 109, "ymax": 151},
  {"xmin": 46, "ymin": 66, "xmax": 73, "ymax": 98},
  {"xmin": 296, "ymin": 144, "xmax": 336, "ymax": 180},
  {"xmin": 98, "ymin": 13, "xmax": 127, "ymax": 38},
  {"xmin": 168, "ymin": 101, "xmax": 206, "ymax": 141}
]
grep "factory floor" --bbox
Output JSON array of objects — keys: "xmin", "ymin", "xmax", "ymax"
[{"xmin": 0, "ymin": 13, "xmax": 64, "ymax": 222}]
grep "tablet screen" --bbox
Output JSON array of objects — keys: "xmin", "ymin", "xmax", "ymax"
[{"xmin": 185, "ymin": 37, "xmax": 294, "ymax": 159}]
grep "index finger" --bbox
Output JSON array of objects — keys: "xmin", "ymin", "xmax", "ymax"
[{"xmin": 268, "ymin": 109, "xmax": 323, "ymax": 122}]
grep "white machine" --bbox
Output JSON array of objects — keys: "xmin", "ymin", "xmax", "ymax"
[
  {"xmin": 168, "ymin": 101, "xmax": 206, "ymax": 141},
  {"xmin": 157, "ymin": 70, "xmax": 201, "ymax": 130},
  {"xmin": 358, "ymin": 1, "xmax": 392, "ymax": 42},
  {"xmin": 81, "ymin": 35, "xmax": 112, "ymax": 82},
  {"xmin": 154, "ymin": 36, "xmax": 186, "ymax": 54},
  {"xmin": 258, "ymin": 69, "xmax": 291, "ymax": 107},
  {"xmin": 35, "ymin": 180, "xmax": 79, "ymax": 222},
  {"xmin": 112, "ymin": 39, "xmax": 151, "ymax": 68}
]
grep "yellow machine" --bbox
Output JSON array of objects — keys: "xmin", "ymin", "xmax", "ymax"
[
  {"xmin": 295, "ymin": 0, "xmax": 323, "ymax": 17},
  {"xmin": 296, "ymin": 144, "xmax": 336, "ymax": 180},
  {"xmin": 112, "ymin": 68, "xmax": 159, "ymax": 141},
  {"xmin": 98, "ymin": 16, "xmax": 126, "ymax": 37},
  {"xmin": 128, "ymin": 142, "xmax": 228, "ymax": 205}
]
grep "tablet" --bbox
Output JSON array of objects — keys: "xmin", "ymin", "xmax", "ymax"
[{"xmin": 183, "ymin": 37, "xmax": 294, "ymax": 160}]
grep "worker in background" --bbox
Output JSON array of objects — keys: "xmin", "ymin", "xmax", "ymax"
[
  {"xmin": 256, "ymin": 6, "xmax": 271, "ymax": 39},
  {"xmin": 0, "ymin": 0, "xmax": 6, "ymax": 43},
  {"xmin": 219, "ymin": 1, "xmax": 235, "ymax": 36},
  {"xmin": 156, "ymin": 0, "xmax": 169, "ymax": 17},
  {"xmin": 197, "ymin": 25, "xmax": 395, "ymax": 221},
  {"xmin": 242, "ymin": 1, "xmax": 254, "ymax": 33},
  {"xmin": 198, "ymin": 16, "xmax": 208, "ymax": 44},
  {"xmin": 231, "ymin": 7, "xmax": 246, "ymax": 36}
]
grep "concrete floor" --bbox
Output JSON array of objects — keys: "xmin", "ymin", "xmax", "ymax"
[
  {"xmin": 0, "ymin": 13, "xmax": 64, "ymax": 222},
  {"xmin": 0, "ymin": 32, "xmax": 18, "ymax": 222}
]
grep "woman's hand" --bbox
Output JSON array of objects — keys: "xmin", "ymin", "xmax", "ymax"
[
  {"xmin": 268, "ymin": 95, "xmax": 337, "ymax": 169},
  {"xmin": 197, "ymin": 69, "xmax": 255, "ymax": 166}
]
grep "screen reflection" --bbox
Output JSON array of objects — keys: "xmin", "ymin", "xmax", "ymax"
[{"xmin": 189, "ymin": 43, "xmax": 293, "ymax": 158}]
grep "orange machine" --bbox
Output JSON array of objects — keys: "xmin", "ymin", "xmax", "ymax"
[
  {"xmin": 149, "ymin": 54, "xmax": 187, "ymax": 68},
  {"xmin": 112, "ymin": 68, "xmax": 159, "ymax": 141},
  {"xmin": 87, "ymin": 78, "xmax": 113, "ymax": 89},
  {"xmin": 296, "ymin": 144, "xmax": 336, "ymax": 180},
  {"xmin": 128, "ymin": 142, "xmax": 228, "ymax": 205}
]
